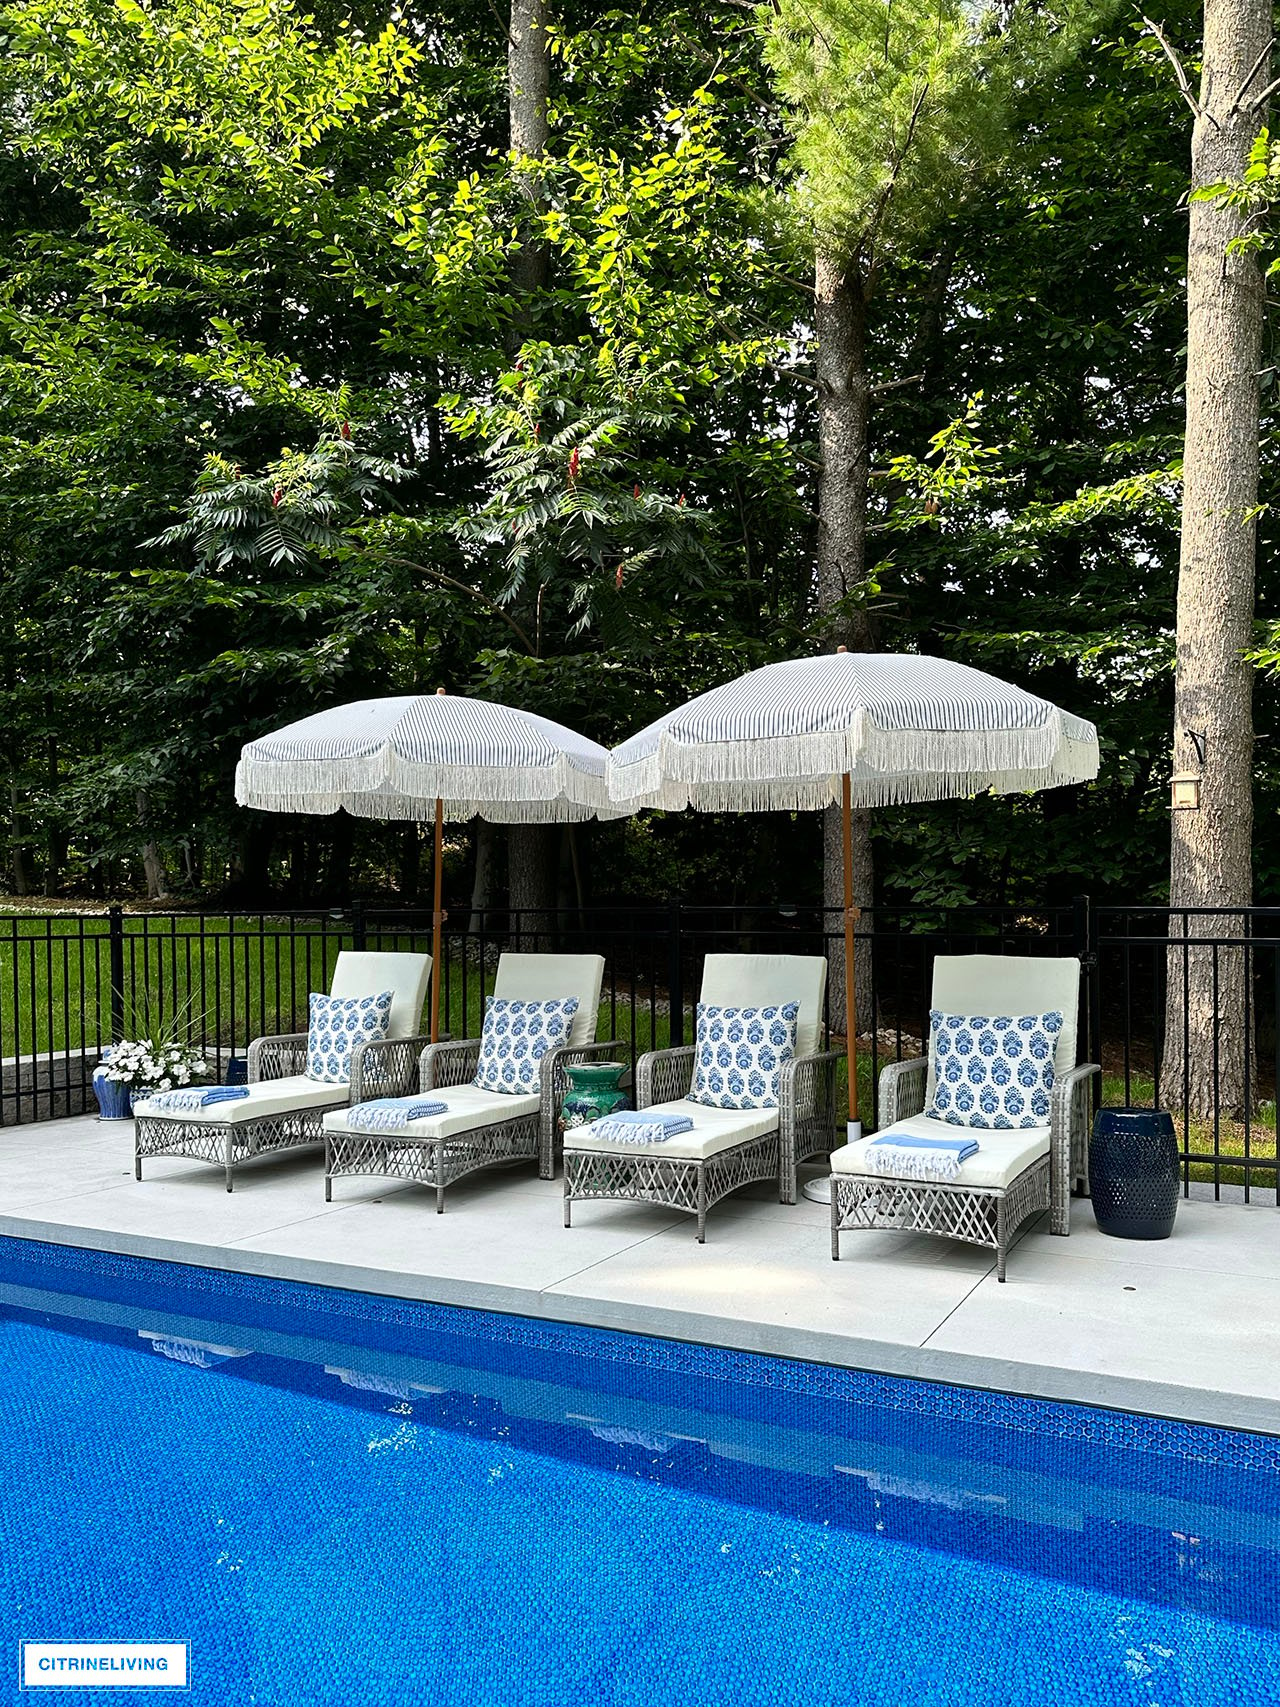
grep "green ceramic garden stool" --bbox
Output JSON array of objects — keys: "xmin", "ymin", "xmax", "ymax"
[{"xmin": 559, "ymin": 1061, "xmax": 628, "ymax": 1134}]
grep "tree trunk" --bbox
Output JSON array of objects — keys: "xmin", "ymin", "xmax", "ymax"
[
  {"xmin": 508, "ymin": 0, "xmax": 550, "ymax": 303},
  {"xmin": 1161, "ymin": 0, "xmax": 1268, "ymax": 1119},
  {"xmin": 507, "ymin": 822, "xmax": 558, "ymax": 949},
  {"xmin": 44, "ymin": 729, "xmax": 64, "ymax": 895},
  {"xmin": 326, "ymin": 815, "xmax": 354, "ymax": 906},
  {"xmin": 814, "ymin": 247, "xmax": 875, "ymax": 1038},
  {"xmin": 397, "ymin": 822, "xmax": 421, "ymax": 902},
  {"xmin": 501, "ymin": 0, "xmax": 560, "ymax": 928},
  {"xmin": 467, "ymin": 819, "xmax": 495, "ymax": 934},
  {"xmin": 9, "ymin": 783, "xmax": 28, "ymax": 896},
  {"xmin": 135, "ymin": 790, "xmax": 168, "ymax": 901}
]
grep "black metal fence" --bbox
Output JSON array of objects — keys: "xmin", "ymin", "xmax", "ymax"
[{"xmin": 2, "ymin": 898, "xmax": 1277, "ymax": 1200}]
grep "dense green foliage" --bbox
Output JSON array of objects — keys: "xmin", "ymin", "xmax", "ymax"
[{"xmin": 0, "ymin": 0, "xmax": 1271, "ymax": 910}]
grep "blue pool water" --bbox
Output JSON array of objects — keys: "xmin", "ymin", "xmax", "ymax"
[{"xmin": 0, "ymin": 1235, "xmax": 1277, "ymax": 1706}]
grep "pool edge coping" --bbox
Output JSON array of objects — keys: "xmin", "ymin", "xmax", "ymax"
[{"xmin": 3, "ymin": 1209, "xmax": 1278, "ymax": 1437}]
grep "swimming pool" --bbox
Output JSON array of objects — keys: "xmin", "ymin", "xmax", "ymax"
[{"xmin": 1, "ymin": 1233, "xmax": 1277, "ymax": 1706}]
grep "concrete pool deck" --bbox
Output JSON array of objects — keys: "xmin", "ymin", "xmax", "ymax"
[{"xmin": 1, "ymin": 1112, "xmax": 1278, "ymax": 1434}]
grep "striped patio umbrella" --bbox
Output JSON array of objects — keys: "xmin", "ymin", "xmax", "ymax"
[
  {"xmin": 236, "ymin": 692, "xmax": 624, "ymax": 1042},
  {"xmin": 608, "ymin": 650, "xmax": 1100, "ymax": 1147}
]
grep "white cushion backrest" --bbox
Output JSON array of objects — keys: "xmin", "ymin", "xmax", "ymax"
[
  {"xmin": 329, "ymin": 951, "xmax": 431, "ymax": 1042},
  {"xmin": 926, "ymin": 955, "xmax": 1081, "ymax": 1103},
  {"xmin": 493, "ymin": 953, "xmax": 605, "ymax": 1048},
  {"xmin": 699, "ymin": 954, "xmax": 827, "ymax": 1060}
]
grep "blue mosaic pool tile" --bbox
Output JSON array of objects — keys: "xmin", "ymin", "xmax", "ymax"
[
  {"xmin": 3, "ymin": 1232, "xmax": 1275, "ymax": 1473},
  {"xmin": 1, "ymin": 1234, "xmax": 1279, "ymax": 1706}
]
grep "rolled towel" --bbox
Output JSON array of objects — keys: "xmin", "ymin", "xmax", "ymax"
[
  {"xmin": 346, "ymin": 1096, "xmax": 448, "ymax": 1133},
  {"xmin": 588, "ymin": 1110, "xmax": 694, "ymax": 1144},
  {"xmin": 143, "ymin": 1084, "xmax": 250, "ymax": 1112},
  {"xmin": 865, "ymin": 1132, "xmax": 979, "ymax": 1183}
]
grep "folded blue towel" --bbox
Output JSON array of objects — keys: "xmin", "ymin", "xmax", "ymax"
[
  {"xmin": 866, "ymin": 1131, "xmax": 978, "ymax": 1182},
  {"xmin": 870, "ymin": 1133, "xmax": 979, "ymax": 1157},
  {"xmin": 346, "ymin": 1096, "xmax": 448, "ymax": 1133},
  {"xmin": 588, "ymin": 1110, "xmax": 695, "ymax": 1144},
  {"xmin": 144, "ymin": 1084, "xmax": 250, "ymax": 1112}
]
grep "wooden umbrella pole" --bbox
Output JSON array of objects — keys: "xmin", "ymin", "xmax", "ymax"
[
  {"xmin": 431, "ymin": 796, "xmax": 445, "ymax": 1044},
  {"xmin": 430, "ymin": 686, "xmax": 447, "ymax": 1045},
  {"xmin": 842, "ymin": 771, "xmax": 861, "ymax": 1137}
]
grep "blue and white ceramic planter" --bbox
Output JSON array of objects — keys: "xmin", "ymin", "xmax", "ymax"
[{"xmin": 91, "ymin": 1051, "xmax": 132, "ymax": 1121}]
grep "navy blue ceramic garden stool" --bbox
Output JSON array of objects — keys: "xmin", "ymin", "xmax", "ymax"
[{"xmin": 1089, "ymin": 1107, "xmax": 1179, "ymax": 1240}]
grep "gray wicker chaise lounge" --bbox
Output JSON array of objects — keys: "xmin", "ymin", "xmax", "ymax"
[
  {"xmin": 133, "ymin": 951, "xmax": 433, "ymax": 1191},
  {"xmin": 322, "ymin": 953, "xmax": 615, "ymax": 1210},
  {"xmin": 829, "ymin": 954, "xmax": 1099, "ymax": 1280},
  {"xmin": 563, "ymin": 953, "xmax": 838, "ymax": 1241}
]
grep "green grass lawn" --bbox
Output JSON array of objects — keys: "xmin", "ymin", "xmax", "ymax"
[
  {"xmin": 1097, "ymin": 1069, "xmax": 1277, "ymax": 1192},
  {"xmin": 0, "ymin": 911, "xmax": 676, "ymax": 1064}
]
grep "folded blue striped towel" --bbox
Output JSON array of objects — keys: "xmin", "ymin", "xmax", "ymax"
[
  {"xmin": 588, "ymin": 1110, "xmax": 695, "ymax": 1144},
  {"xmin": 346, "ymin": 1096, "xmax": 448, "ymax": 1133},
  {"xmin": 144, "ymin": 1085, "xmax": 250, "ymax": 1112},
  {"xmin": 866, "ymin": 1131, "xmax": 979, "ymax": 1183}
]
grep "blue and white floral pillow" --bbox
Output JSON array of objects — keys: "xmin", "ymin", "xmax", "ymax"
[
  {"xmin": 472, "ymin": 996, "xmax": 580, "ymax": 1096},
  {"xmin": 926, "ymin": 1009, "xmax": 1064, "ymax": 1129},
  {"xmin": 687, "ymin": 1001, "xmax": 800, "ymax": 1111},
  {"xmin": 305, "ymin": 990, "xmax": 394, "ymax": 1085}
]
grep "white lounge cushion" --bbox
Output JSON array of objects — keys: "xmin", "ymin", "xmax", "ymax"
[
  {"xmin": 700, "ymin": 953, "xmax": 826, "ymax": 1059},
  {"xmin": 926, "ymin": 955, "xmax": 1079, "ymax": 1104},
  {"xmin": 564, "ymin": 1098, "xmax": 778, "ymax": 1161},
  {"xmin": 323, "ymin": 1084, "xmax": 539, "ymax": 1141},
  {"xmin": 330, "ymin": 951, "xmax": 432, "ymax": 1041},
  {"xmin": 134, "ymin": 1075, "xmax": 347, "ymax": 1124},
  {"xmin": 493, "ymin": 953, "xmax": 605, "ymax": 1048},
  {"xmin": 831, "ymin": 1113, "xmax": 1050, "ymax": 1191}
]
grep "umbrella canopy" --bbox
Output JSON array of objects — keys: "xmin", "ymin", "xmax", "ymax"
[
  {"xmin": 237, "ymin": 693, "xmax": 625, "ymax": 1042},
  {"xmin": 608, "ymin": 652, "xmax": 1098, "ymax": 813},
  {"xmin": 236, "ymin": 694, "xmax": 620, "ymax": 823},
  {"xmin": 607, "ymin": 651, "xmax": 1100, "ymax": 1149}
]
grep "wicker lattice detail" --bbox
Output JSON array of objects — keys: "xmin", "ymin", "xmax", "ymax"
[
  {"xmin": 878, "ymin": 1056, "xmax": 928, "ymax": 1127},
  {"xmin": 636, "ymin": 1045, "xmax": 696, "ymax": 1109},
  {"xmin": 832, "ymin": 1155, "xmax": 1050, "ymax": 1281},
  {"xmin": 778, "ymin": 1048, "xmax": 839, "ymax": 1203},
  {"xmin": 134, "ymin": 1107, "xmax": 326, "ymax": 1192},
  {"xmin": 563, "ymin": 1132, "xmax": 781, "ymax": 1243},
  {"xmin": 1051, "ymin": 1063, "xmax": 1098, "ymax": 1232},
  {"xmin": 349, "ymin": 1034, "xmax": 433, "ymax": 1104},
  {"xmin": 325, "ymin": 1114, "xmax": 541, "ymax": 1210},
  {"xmin": 247, "ymin": 1033, "xmax": 308, "ymax": 1082},
  {"xmin": 419, "ymin": 1038, "xmax": 484, "ymax": 1092}
]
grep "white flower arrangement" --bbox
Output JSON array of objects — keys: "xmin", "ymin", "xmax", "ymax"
[
  {"xmin": 101, "ymin": 1039, "xmax": 211, "ymax": 1093},
  {"xmin": 100, "ymin": 990, "xmax": 212, "ymax": 1094}
]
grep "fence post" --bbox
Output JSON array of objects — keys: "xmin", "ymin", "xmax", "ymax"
[
  {"xmin": 667, "ymin": 897, "xmax": 685, "ymax": 1048},
  {"xmin": 1072, "ymin": 893, "xmax": 1101, "ymax": 1105},
  {"xmin": 108, "ymin": 905, "xmax": 126, "ymax": 1039},
  {"xmin": 351, "ymin": 900, "xmax": 366, "ymax": 951}
]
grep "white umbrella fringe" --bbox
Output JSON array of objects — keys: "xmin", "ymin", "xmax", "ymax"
[
  {"xmin": 236, "ymin": 696, "xmax": 620, "ymax": 819},
  {"xmin": 608, "ymin": 664, "xmax": 1099, "ymax": 811},
  {"xmin": 232, "ymin": 782, "xmax": 622, "ymax": 823}
]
